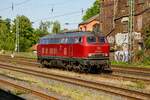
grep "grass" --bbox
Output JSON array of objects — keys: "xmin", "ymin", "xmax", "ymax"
[
  {"xmin": 124, "ymin": 81, "xmax": 145, "ymax": 90},
  {"xmin": 37, "ymin": 81, "xmax": 112, "ymax": 100},
  {"xmin": 0, "ymin": 70, "xmax": 38, "ymax": 84},
  {"xmin": 111, "ymin": 61, "xmax": 150, "ymax": 69},
  {"xmin": 12, "ymin": 89, "xmax": 31, "ymax": 96},
  {"xmin": 0, "ymin": 51, "xmax": 37, "ymax": 59}
]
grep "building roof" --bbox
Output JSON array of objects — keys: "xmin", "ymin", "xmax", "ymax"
[{"xmin": 79, "ymin": 14, "xmax": 99, "ymax": 25}]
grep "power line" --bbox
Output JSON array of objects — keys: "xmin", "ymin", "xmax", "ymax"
[
  {"xmin": 47, "ymin": 0, "xmax": 71, "ymax": 7},
  {"xmin": 0, "ymin": 0, "xmax": 31, "ymax": 11},
  {"xmin": 33, "ymin": 9, "xmax": 86, "ymax": 23}
]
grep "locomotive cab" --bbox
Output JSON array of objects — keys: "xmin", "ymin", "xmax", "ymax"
[{"xmin": 83, "ymin": 35, "xmax": 112, "ymax": 73}]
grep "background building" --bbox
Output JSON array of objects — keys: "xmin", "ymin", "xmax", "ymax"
[{"xmin": 79, "ymin": 0, "xmax": 150, "ymax": 52}]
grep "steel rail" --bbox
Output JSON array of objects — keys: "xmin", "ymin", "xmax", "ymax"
[
  {"xmin": 0, "ymin": 57, "xmax": 150, "ymax": 85},
  {"xmin": 111, "ymin": 65, "xmax": 150, "ymax": 72},
  {"xmin": 1, "ymin": 58, "xmax": 150, "ymax": 83},
  {"xmin": 0, "ymin": 63, "xmax": 149, "ymax": 100},
  {"xmin": 101, "ymin": 74, "xmax": 150, "ymax": 83},
  {"xmin": 112, "ymin": 67, "xmax": 150, "ymax": 76},
  {"xmin": 1, "ymin": 55, "xmax": 150, "ymax": 73},
  {"xmin": 0, "ymin": 79, "xmax": 57, "ymax": 100}
]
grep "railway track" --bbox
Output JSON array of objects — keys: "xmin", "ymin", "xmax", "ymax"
[
  {"xmin": 101, "ymin": 73, "xmax": 150, "ymax": 83},
  {"xmin": 0, "ymin": 55, "xmax": 36, "ymax": 62},
  {"xmin": 111, "ymin": 65, "xmax": 150, "ymax": 72},
  {"xmin": 0, "ymin": 55, "xmax": 150, "ymax": 83},
  {"xmin": 112, "ymin": 67, "xmax": 150, "ymax": 76},
  {"xmin": 1, "ymin": 55, "xmax": 150, "ymax": 73},
  {"xmin": 0, "ymin": 63, "xmax": 149, "ymax": 100},
  {"xmin": 0, "ymin": 79, "xmax": 57, "ymax": 100},
  {"xmin": 1, "ymin": 55, "xmax": 150, "ymax": 74}
]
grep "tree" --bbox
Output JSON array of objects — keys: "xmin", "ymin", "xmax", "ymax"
[
  {"xmin": 12, "ymin": 15, "xmax": 34, "ymax": 52},
  {"xmin": 0, "ymin": 18, "xmax": 14, "ymax": 51},
  {"xmin": 82, "ymin": 0, "xmax": 100, "ymax": 21},
  {"xmin": 39, "ymin": 21, "xmax": 52, "ymax": 34},
  {"xmin": 143, "ymin": 23, "xmax": 150, "ymax": 49},
  {"xmin": 52, "ymin": 21, "xmax": 61, "ymax": 33}
]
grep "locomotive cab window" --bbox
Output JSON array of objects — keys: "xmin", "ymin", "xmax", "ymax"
[
  {"xmin": 68, "ymin": 37, "xmax": 74, "ymax": 44},
  {"xmin": 98, "ymin": 36, "xmax": 105, "ymax": 43},
  {"xmin": 74, "ymin": 37, "xmax": 82, "ymax": 44},
  {"xmin": 87, "ymin": 36, "xmax": 96, "ymax": 43}
]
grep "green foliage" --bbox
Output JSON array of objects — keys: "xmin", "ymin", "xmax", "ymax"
[
  {"xmin": 0, "ymin": 18, "xmax": 14, "ymax": 51},
  {"xmin": 142, "ymin": 56, "xmax": 150, "ymax": 65},
  {"xmin": 0, "ymin": 15, "xmax": 62, "ymax": 52},
  {"xmin": 82, "ymin": 0, "xmax": 100, "ymax": 21},
  {"xmin": 134, "ymin": 50, "xmax": 144, "ymax": 62},
  {"xmin": 39, "ymin": 21, "xmax": 52, "ymax": 34},
  {"xmin": 52, "ymin": 21, "xmax": 61, "ymax": 33},
  {"xmin": 12, "ymin": 15, "xmax": 35, "ymax": 52},
  {"xmin": 126, "ymin": 81, "xmax": 145, "ymax": 90},
  {"xmin": 143, "ymin": 23, "xmax": 150, "ymax": 49}
]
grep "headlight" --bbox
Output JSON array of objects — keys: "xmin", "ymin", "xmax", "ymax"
[
  {"xmin": 104, "ymin": 53, "xmax": 108, "ymax": 56},
  {"xmin": 88, "ymin": 53, "xmax": 93, "ymax": 57}
]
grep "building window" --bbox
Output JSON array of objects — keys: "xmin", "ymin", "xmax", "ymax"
[
  {"xmin": 84, "ymin": 26, "xmax": 87, "ymax": 31},
  {"xmin": 80, "ymin": 27, "xmax": 82, "ymax": 31},
  {"xmin": 147, "ymin": 1, "xmax": 150, "ymax": 7},
  {"xmin": 138, "ymin": 0, "xmax": 144, "ymax": 4},
  {"xmin": 123, "ymin": 22, "xmax": 128, "ymax": 33},
  {"xmin": 93, "ymin": 23, "xmax": 100, "ymax": 33},
  {"xmin": 137, "ymin": 15, "xmax": 142, "ymax": 31}
]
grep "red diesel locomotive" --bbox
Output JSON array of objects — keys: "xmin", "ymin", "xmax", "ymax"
[{"xmin": 37, "ymin": 31, "xmax": 112, "ymax": 73}]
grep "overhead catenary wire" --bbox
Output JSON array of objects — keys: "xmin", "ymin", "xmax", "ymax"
[
  {"xmin": 47, "ymin": 0, "xmax": 71, "ymax": 7},
  {"xmin": 0, "ymin": 0, "xmax": 31, "ymax": 11},
  {"xmin": 33, "ymin": 9, "xmax": 86, "ymax": 23}
]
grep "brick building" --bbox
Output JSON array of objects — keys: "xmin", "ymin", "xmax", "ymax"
[
  {"xmin": 78, "ymin": 14, "xmax": 99, "ymax": 32},
  {"xmin": 79, "ymin": 0, "xmax": 150, "ymax": 51}
]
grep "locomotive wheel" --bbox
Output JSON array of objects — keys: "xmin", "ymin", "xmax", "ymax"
[
  {"xmin": 88, "ymin": 66, "xmax": 97, "ymax": 73},
  {"xmin": 83, "ymin": 66, "xmax": 88, "ymax": 73},
  {"xmin": 40, "ymin": 60, "xmax": 48, "ymax": 68},
  {"xmin": 97, "ymin": 65, "xmax": 103, "ymax": 73},
  {"xmin": 80, "ymin": 65, "xmax": 87, "ymax": 73},
  {"xmin": 73, "ymin": 64, "xmax": 80, "ymax": 72},
  {"xmin": 77, "ymin": 64, "xmax": 83, "ymax": 73},
  {"xmin": 66, "ymin": 64, "xmax": 72, "ymax": 71},
  {"xmin": 87, "ymin": 66, "xmax": 92, "ymax": 73}
]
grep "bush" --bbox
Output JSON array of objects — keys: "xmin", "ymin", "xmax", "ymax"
[
  {"xmin": 133, "ymin": 50, "xmax": 144, "ymax": 62},
  {"xmin": 142, "ymin": 56, "xmax": 150, "ymax": 65}
]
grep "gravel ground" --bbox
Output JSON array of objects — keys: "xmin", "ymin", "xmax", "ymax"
[
  {"xmin": 0, "ymin": 61, "xmax": 149, "ymax": 99},
  {"xmin": 0, "ymin": 72, "xmax": 70, "ymax": 100},
  {"xmin": 0, "ymin": 64, "xmax": 123, "ymax": 100},
  {"xmin": 12, "ymin": 61, "xmax": 150, "ymax": 93}
]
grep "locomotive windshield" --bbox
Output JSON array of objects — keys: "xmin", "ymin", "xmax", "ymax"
[
  {"xmin": 87, "ymin": 36, "xmax": 96, "ymax": 43},
  {"xmin": 98, "ymin": 36, "xmax": 105, "ymax": 43},
  {"xmin": 87, "ymin": 36, "xmax": 106, "ymax": 44}
]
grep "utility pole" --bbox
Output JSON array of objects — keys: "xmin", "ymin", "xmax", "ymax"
[
  {"xmin": 113, "ymin": 0, "xmax": 116, "ymax": 29},
  {"xmin": 15, "ymin": 15, "xmax": 19, "ymax": 53},
  {"xmin": 113, "ymin": 0, "xmax": 118, "ymax": 29},
  {"xmin": 128, "ymin": 0, "xmax": 134, "ymax": 63},
  {"xmin": 99, "ymin": 0, "xmax": 102, "ymax": 34}
]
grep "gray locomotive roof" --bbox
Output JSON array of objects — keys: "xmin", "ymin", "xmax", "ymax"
[{"xmin": 40, "ymin": 31, "xmax": 95, "ymax": 40}]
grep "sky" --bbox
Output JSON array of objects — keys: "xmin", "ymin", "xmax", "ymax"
[{"xmin": 0, "ymin": 0, "xmax": 95, "ymax": 30}]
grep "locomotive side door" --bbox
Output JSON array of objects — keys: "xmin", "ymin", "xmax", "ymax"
[
  {"xmin": 69, "ymin": 44, "xmax": 73, "ymax": 57},
  {"xmin": 68, "ymin": 37, "xmax": 73, "ymax": 57}
]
